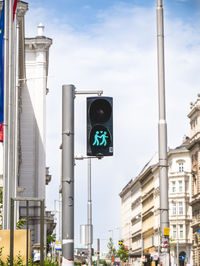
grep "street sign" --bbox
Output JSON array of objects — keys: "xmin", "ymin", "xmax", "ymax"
[
  {"xmin": 55, "ymin": 241, "xmax": 62, "ymax": 251},
  {"xmin": 164, "ymin": 227, "xmax": 170, "ymax": 236},
  {"xmin": 141, "ymin": 256, "xmax": 146, "ymax": 262}
]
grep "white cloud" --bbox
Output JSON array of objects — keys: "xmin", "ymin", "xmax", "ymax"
[{"xmin": 25, "ymin": 2, "xmax": 200, "ymax": 251}]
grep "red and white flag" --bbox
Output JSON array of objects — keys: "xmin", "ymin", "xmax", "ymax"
[
  {"xmin": 13, "ymin": 0, "xmax": 17, "ymax": 21},
  {"xmin": 0, "ymin": 123, "xmax": 3, "ymax": 142}
]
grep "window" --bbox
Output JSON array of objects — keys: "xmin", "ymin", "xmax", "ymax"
[
  {"xmin": 179, "ymin": 225, "xmax": 184, "ymax": 238},
  {"xmin": 179, "ymin": 162, "xmax": 184, "ymax": 172},
  {"xmin": 178, "ymin": 180, "xmax": 183, "ymax": 192},
  {"xmin": 172, "ymin": 181, "xmax": 176, "ymax": 193},
  {"xmin": 172, "ymin": 225, "xmax": 177, "ymax": 238},
  {"xmin": 172, "ymin": 202, "xmax": 176, "ymax": 215},
  {"xmin": 193, "ymin": 174, "xmax": 197, "ymax": 195},
  {"xmin": 152, "ymin": 235, "xmax": 154, "ymax": 246},
  {"xmin": 179, "ymin": 202, "xmax": 183, "ymax": 215}
]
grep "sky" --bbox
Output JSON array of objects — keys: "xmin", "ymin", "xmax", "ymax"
[{"xmin": 25, "ymin": 0, "xmax": 200, "ymax": 253}]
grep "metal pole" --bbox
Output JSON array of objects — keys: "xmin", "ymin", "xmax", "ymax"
[
  {"xmin": 141, "ymin": 213, "xmax": 143, "ymax": 258},
  {"xmin": 7, "ymin": 0, "xmax": 15, "ymax": 228},
  {"xmin": 176, "ymin": 203, "xmax": 179, "ymax": 266},
  {"xmin": 26, "ymin": 200, "xmax": 29, "ymax": 266},
  {"xmin": 97, "ymin": 238, "xmax": 100, "ymax": 266},
  {"xmin": 10, "ymin": 198, "xmax": 14, "ymax": 266},
  {"xmin": 62, "ymin": 84, "xmax": 75, "ymax": 266},
  {"xmin": 40, "ymin": 200, "xmax": 44, "ymax": 266},
  {"xmin": 88, "ymin": 158, "xmax": 92, "ymax": 266},
  {"xmin": 156, "ymin": 0, "xmax": 169, "ymax": 264}
]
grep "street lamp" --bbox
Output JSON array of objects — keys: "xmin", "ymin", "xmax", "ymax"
[
  {"xmin": 172, "ymin": 200, "xmax": 179, "ymax": 266},
  {"xmin": 108, "ymin": 229, "xmax": 114, "ymax": 240},
  {"xmin": 75, "ymin": 155, "xmax": 102, "ymax": 266}
]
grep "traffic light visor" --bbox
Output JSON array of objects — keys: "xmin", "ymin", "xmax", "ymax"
[{"xmin": 90, "ymin": 99, "xmax": 112, "ymax": 123}]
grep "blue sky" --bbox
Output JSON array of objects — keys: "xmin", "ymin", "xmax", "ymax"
[
  {"xmin": 25, "ymin": 0, "xmax": 200, "ymax": 253},
  {"xmin": 27, "ymin": 0, "xmax": 199, "ymax": 31}
]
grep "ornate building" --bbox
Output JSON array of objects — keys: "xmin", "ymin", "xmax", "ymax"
[
  {"xmin": 120, "ymin": 144, "xmax": 193, "ymax": 265},
  {"xmin": 188, "ymin": 95, "xmax": 200, "ymax": 265},
  {"xmin": 0, "ymin": 1, "xmax": 55, "ymax": 247}
]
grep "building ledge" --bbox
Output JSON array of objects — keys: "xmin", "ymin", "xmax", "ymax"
[{"xmin": 190, "ymin": 193, "xmax": 200, "ymax": 205}]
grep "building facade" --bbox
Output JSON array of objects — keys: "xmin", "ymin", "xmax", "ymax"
[
  {"xmin": 0, "ymin": 1, "xmax": 54, "ymax": 246},
  {"xmin": 168, "ymin": 141, "xmax": 193, "ymax": 265},
  {"xmin": 187, "ymin": 95, "xmax": 200, "ymax": 265},
  {"xmin": 18, "ymin": 23, "xmax": 53, "ymax": 245},
  {"xmin": 120, "ymin": 144, "xmax": 193, "ymax": 265},
  {"xmin": 119, "ymin": 177, "xmax": 142, "ymax": 264}
]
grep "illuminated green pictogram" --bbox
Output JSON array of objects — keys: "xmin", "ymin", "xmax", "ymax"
[{"xmin": 92, "ymin": 130, "xmax": 108, "ymax": 146}]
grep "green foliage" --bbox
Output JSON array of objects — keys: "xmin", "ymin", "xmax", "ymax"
[
  {"xmin": 116, "ymin": 244, "xmax": 128, "ymax": 262},
  {"xmin": 74, "ymin": 261, "xmax": 81, "ymax": 266},
  {"xmin": 0, "ymin": 247, "xmax": 4, "ymax": 266},
  {"xmin": 44, "ymin": 259, "xmax": 59, "ymax": 265},
  {"xmin": 107, "ymin": 237, "xmax": 116, "ymax": 259},
  {"xmin": 14, "ymin": 252, "xmax": 24, "ymax": 266},
  {"xmin": 16, "ymin": 219, "xmax": 26, "ymax": 230},
  {"xmin": 46, "ymin": 233, "xmax": 56, "ymax": 253},
  {"xmin": 99, "ymin": 259, "xmax": 108, "ymax": 266}
]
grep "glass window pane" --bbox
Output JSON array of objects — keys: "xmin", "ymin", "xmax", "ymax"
[
  {"xmin": 179, "ymin": 202, "xmax": 183, "ymax": 215},
  {"xmin": 179, "ymin": 180, "xmax": 183, "ymax": 192}
]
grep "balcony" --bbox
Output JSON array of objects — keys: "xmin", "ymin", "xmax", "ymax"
[
  {"xmin": 191, "ymin": 213, "xmax": 200, "ymax": 228},
  {"xmin": 142, "ymin": 215, "xmax": 154, "ymax": 233},
  {"xmin": 46, "ymin": 167, "xmax": 52, "ymax": 185}
]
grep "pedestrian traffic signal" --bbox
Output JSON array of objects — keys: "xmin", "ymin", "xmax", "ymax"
[
  {"xmin": 118, "ymin": 240, "xmax": 123, "ymax": 246},
  {"xmin": 179, "ymin": 251, "xmax": 186, "ymax": 261},
  {"xmin": 87, "ymin": 96, "xmax": 113, "ymax": 156}
]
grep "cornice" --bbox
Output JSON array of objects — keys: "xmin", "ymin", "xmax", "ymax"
[{"xmin": 25, "ymin": 37, "xmax": 52, "ymax": 51}]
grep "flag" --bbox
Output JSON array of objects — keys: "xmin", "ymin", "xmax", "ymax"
[
  {"xmin": 13, "ymin": 0, "xmax": 17, "ymax": 21},
  {"xmin": 0, "ymin": 2, "xmax": 4, "ymax": 142}
]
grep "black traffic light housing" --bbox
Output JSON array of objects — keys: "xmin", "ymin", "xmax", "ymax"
[
  {"xmin": 87, "ymin": 96, "xmax": 113, "ymax": 156},
  {"xmin": 118, "ymin": 240, "xmax": 124, "ymax": 246}
]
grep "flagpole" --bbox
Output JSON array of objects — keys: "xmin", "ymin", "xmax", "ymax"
[
  {"xmin": 3, "ymin": 0, "xmax": 16, "ymax": 229},
  {"xmin": 3, "ymin": 0, "xmax": 10, "ymax": 229}
]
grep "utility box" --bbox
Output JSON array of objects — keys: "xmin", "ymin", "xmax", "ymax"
[{"xmin": 0, "ymin": 229, "xmax": 31, "ymax": 264}]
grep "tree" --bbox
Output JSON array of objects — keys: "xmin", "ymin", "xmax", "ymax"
[
  {"xmin": 47, "ymin": 233, "xmax": 56, "ymax": 253},
  {"xmin": 107, "ymin": 237, "xmax": 116, "ymax": 260},
  {"xmin": 116, "ymin": 244, "xmax": 128, "ymax": 262}
]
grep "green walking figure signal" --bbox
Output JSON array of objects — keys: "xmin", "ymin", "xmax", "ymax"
[
  {"xmin": 92, "ymin": 131, "xmax": 108, "ymax": 146},
  {"xmin": 87, "ymin": 97, "xmax": 113, "ymax": 156}
]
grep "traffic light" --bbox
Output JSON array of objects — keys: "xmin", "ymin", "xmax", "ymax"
[
  {"xmin": 118, "ymin": 240, "xmax": 123, "ymax": 246},
  {"xmin": 179, "ymin": 252, "xmax": 186, "ymax": 261},
  {"xmin": 87, "ymin": 96, "xmax": 113, "ymax": 156}
]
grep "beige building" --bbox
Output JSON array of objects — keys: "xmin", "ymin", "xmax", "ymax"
[
  {"xmin": 120, "ymin": 142, "xmax": 193, "ymax": 265},
  {"xmin": 119, "ymin": 177, "xmax": 142, "ymax": 264},
  {"xmin": 168, "ymin": 140, "xmax": 193, "ymax": 265},
  {"xmin": 187, "ymin": 95, "xmax": 200, "ymax": 265}
]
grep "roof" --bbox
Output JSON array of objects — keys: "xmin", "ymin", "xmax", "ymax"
[{"xmin": 138, "ymin": 152, "xmax": 158, "ymax": 176}]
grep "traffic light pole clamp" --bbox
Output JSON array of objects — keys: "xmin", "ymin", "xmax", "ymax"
[{"xmin": 75, "ymin": 90, "xmax": 103, "ymax": 96}]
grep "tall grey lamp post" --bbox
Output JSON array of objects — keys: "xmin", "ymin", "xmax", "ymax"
[
  {"xmin": 156, "ymin": 0, "xmax": 170, "ymax": 264},
  {"xmin": 108, "ymin": 229, "xmax": 114, "ymax": 240},
  {"xmin": 75, "ymin": 155, "xmax": 102, "ymax": 266}
]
